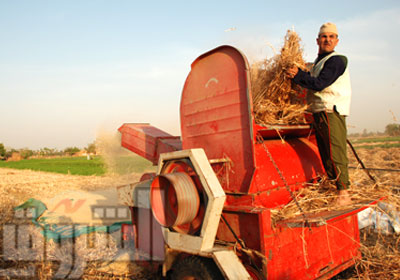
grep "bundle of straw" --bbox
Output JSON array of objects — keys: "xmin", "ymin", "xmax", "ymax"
[
  {"xmin": 270, "ymin": 178, "xmax": 396, "ymax": 224},
  {"xmin": 251, "ymin": 30, "xmax": 308, "ymax": 125}
]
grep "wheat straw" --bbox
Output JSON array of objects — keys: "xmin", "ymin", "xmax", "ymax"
[{"xmin": 251, "ymin": 30, "xmax": 308, "ymax": 125}]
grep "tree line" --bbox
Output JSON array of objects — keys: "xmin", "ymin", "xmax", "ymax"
[
  {"xmin": 348, "ymin": 123, "xmax": 400, "ymax": 138},
  {"xmin": 0, "ymin": 142, "xmax": 96, "ymax": 161},
  {"xmin": 1, "ymin": 123, "xmax": 399, "ymax": 161}
]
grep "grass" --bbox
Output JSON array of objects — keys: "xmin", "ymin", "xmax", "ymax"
[
  {"xmin": 354, "ymin": 143, "xmax": 400, "ymax": 150},
  {"xmin": 349, "ymin": 136, "xmax": 400, "ymax": 150},
  {"xmin": 0, "ymin": 156, "xmax": 106, "ymax": 176},
  {"xmin": 0, "ymin": 155, "xmax": 155, "ymax": 176},
  {"xmin": 350, "ymin": 136, "xmax": 400, "ymax": 144},
  {"xmin": 110, "ymin": 155, "xmax": 155, "ymax": 175}
]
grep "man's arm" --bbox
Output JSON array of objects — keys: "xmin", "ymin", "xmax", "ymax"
[{"xmin": 291, "ymin": 56, "xmax": 347, "ymax": 91}]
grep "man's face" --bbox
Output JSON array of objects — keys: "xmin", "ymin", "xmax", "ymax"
[{"xmin": 317, "ymin": 32, "xmax": 339, "ymax": 54}]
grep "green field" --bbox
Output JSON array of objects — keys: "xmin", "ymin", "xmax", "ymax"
[
  {"xmin": 0, "ymin": 155, "xmax": 155, "ymax": 176},
  {"xmin": 353, "ymin": 143, "xmax": 400, "ymax": 150},
  {"xmin": 349, "ymin": 136, "xmax": 400, "ymax": 149},
  {"xmin": 109, "ymin": 155, "xmax": 156, "ymax": 175},
  {"xmin": 350, "ymin": 136, "xmax": 400, "ymax": 144},
  {"xmin": 1, "ymin": 136, "xmax": 398, "ymax": 176}
]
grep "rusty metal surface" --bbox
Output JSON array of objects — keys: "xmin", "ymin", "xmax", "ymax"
[
  {"xmin": 180, "ymin": 46, "xmax": 255, "ymax": 193},
  {"xmin": 118, "ymin": 123, "xmax": 181, "ymax": 164}
]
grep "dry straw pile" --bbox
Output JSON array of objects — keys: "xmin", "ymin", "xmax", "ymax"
[{"xmin": 251, "ymin": 30, "xmax": 308, "ymax": 125}]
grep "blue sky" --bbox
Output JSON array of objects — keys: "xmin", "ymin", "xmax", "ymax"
[{"xmin": 1, "ymin": 0, "xmax": 399, "ymax": 149}]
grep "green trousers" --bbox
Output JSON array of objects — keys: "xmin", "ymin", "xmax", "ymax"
[{"xmin": 313, "ymin": 110, "xmax": 349, "ymax": 190}]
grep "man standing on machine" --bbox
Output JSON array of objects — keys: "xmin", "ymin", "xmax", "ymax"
[{"xmin": 286, "ymin": 22, "xmax": 352, "ymax": 205}]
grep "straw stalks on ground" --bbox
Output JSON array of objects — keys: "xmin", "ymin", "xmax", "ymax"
[
  {"xmin": 357, "ymin": 229, "xmax": 400, "ymax": 279},
  {"xmin": 251, "ymin": 30, "xmax": 308, "ymax": 125}
]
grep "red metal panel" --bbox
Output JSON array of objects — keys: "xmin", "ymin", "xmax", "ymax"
[
  {"xmin": 218, "ymin": 204, "xmax": 361, "ymax": 279},
  {"xmin": 180, "ymin": 46, "xmax": 255, "ymax": 193},
  {"xmin": 221, "ymin": 135, "xmax": 323, "ymax": 208},
  {"xmin": 119, "ymin": 123, "xmax": 181, "ymax": 164},
  {"xmin": 255, "ymin": 123, "xmax": 311, "ymax": 139},
  {"xmin": 250, "ymin": 136, "xmax": 324, "ymax": 207},
  {"xmin": 216, "ymin": 208, "xmax": 262, "ymax": 251},
  {"xmin": 180, "ymin": 45, "xmax": 324, "ymax": 197},
  {"xmin": 253, "ymin": 137, "xmax": 323, "ymax": 190},
  {"xmin": 157, "ymin": 138, "xmax": 182, "ymax": 157},
  {"xmin": 134, "ymin": 207, "xmax": 165, "ymax": 261},
  {"xmin": 265, "ymin": 214, "xmax": 360, "ymax": 279}
]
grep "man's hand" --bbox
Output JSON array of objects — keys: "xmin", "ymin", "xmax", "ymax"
[{"xmin": 285, "ymin": 66, "xmax": 298, "ymax": 79}]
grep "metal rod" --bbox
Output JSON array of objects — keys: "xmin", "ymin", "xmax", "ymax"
[
  {"xmin": 220, "ymin": 214, "xmax": 246, "ymax": 249},
  {"xmin": 346, "ymin": 139, "xmax": 377, "ymax": 182},
  {"xmin": 209, "ymin": 158, "xmax": 230, "ymax": 164},
  {"xmin": 348, "ymin": 166, "xmax": 400, "ymax": 173}
]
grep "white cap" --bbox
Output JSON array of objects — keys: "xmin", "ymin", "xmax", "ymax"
[{"xmin": 319, "ymin": 22, "xmax": 338, "ymax": 36}]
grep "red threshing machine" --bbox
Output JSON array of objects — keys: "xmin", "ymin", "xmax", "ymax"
[{"xmin": 117, "ymin": 46, "xmax": 367, "ymax": 279}]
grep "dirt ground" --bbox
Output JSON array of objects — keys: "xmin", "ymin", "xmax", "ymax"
[
  {"xmin": 0, "ymin": 169, "xmax": 156, "ymax": 279},
  {"xmin": 0, "ymin": 147, "xmax": 399, "ymax": 279},
  {"xmin": 330, "ymin": 147, "xmax": 400, "ymax": 280},
  {"xmin": 348, "ymin": 147, "xmax": 400, "ymax": 193}
]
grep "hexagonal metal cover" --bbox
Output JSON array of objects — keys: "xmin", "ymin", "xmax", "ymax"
[{"xmin": 155, "ymin": 148, "xmax": 226, "ymax": 253}]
